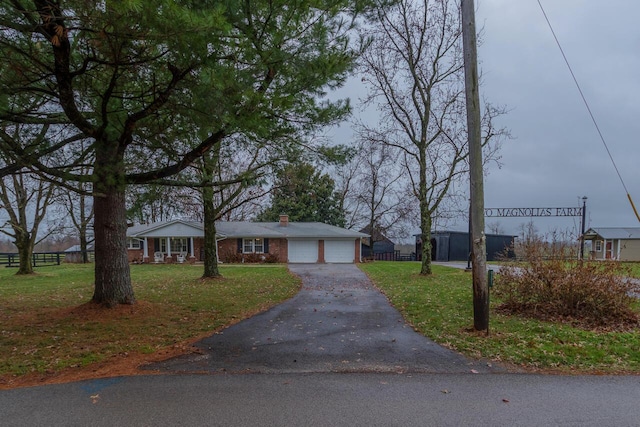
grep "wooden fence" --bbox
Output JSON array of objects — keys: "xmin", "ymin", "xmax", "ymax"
[{"xmin": 0, "ymin": 252, "xmax": 75, "ymax": 268}]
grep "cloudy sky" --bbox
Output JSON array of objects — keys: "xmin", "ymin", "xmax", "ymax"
[
  {"xmin": 477, "ymin": 0, "xmax": 640, "ymax": 235},
  {"xmin": 330, "ymin": 0, "xmax": 640, "ymax": 236}
]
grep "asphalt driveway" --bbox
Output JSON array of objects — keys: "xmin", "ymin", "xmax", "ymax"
[{"xmin": 150, "ymin": 264, "xmax": 498, "ymax": 374}]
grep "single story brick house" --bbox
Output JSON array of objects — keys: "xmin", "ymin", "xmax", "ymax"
[
  {"xmin": 583, "ymin": 227, "xmax": 640, "ymax": 261},
  {"xmin": 126, "ymin": 215, "xmax": 367, "ymax": 264}
]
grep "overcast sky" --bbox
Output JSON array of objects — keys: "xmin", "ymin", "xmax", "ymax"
[
  {"xmin": 329, "ymin": 0, "xmax": 640, "ymax": 236},
  {"xmin": 477, "ymin": 0, "xmax": 640, "ymax": 235}
]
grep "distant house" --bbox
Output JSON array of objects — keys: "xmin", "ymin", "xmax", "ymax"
[
  {"xmin": 126, "ymin": 215, "xmax": 367, "ymax": 264},
  {"xmin": 63, "ymin": 244, "xmax": 94, "ymax": 262},
  {"xmin": 583, "ymin": 227, "xmax": 640, "ymax": 261},
  {"xmin": 360, "ymin": 226, "xmax": 396, "ymax": 261},
  {"xmin": 415, "ymin": 230, "xmax": 516, "ymax": 262}
]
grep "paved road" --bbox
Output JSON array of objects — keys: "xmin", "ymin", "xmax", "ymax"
[
  {"xmin": 2, "ymin": 264, "xmax": 640, "ymax": 426},
  {"xmin": 2, "ymin": 372, "xmax": 640, "ymax": 426}
]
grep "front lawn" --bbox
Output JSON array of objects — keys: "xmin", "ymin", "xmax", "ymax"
[
  {"xmin": 0, "ymin": 263, "xmax": 300, "ymax": 388},
  {"xmin": 360, "ymin": 261, "xmax": 640, "ymax": 374}
]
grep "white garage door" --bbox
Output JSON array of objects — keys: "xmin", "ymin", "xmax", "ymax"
[
  {"xmin": 288, "ymin": 239, "xmax": 318, "ymax": 263},
  {"xmin": 324, "ymin": 239, "xmax": 355, "ymax": 263}
]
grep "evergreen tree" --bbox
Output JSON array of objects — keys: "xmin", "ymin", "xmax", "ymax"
[{"xmin": 258, "ymin": 163, "xmax": 345, "ymax": 227}]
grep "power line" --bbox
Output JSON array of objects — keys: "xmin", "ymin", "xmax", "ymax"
[{"xmin": 536, "ymin": 0, "xmax": 640, "ymax": 221}]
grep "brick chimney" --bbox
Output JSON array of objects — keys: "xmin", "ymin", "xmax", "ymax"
[{"xmin": 279, "ymin": 214, "xmax": 289, "ymax": 227}]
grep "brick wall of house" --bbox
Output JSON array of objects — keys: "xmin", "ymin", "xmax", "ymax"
[
  {"xmin": 216, "ymin": 238, "xmax": 288, "ymax": 263},
  {"xmin": 192, "ymin": 238, "xmax": 204, "ymax": 261},
  {"xmin": 318, "ymin": 240, "xmax": 325, "ymax": 263},
  {"xmin": 128, "ymin": 248, "xmax": 145, "ymax": 263},
  {"xmin": 217, "ymin": 238, "xmax": 237, "ymax": 261},
  {"xmin": 269, "ymin": 238, "xmax": 288, "ymax": 262}
]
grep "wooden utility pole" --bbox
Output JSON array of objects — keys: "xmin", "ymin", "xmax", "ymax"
[
  {"xmin": 461, "ymin": 0, "xmax": 489, "ymax": 331},
  {"xmin": 580, "ymin": 196, "xmax": 587, "ymax": 260}
]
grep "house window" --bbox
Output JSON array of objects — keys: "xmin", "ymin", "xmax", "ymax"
[
  {"xmin": 127, "ymin": 238, "xmax": 141, "ymax": 249},
  {"xmin": 595, "ymin": 240, "xmax": 602, "ymax": 252},
  {"xmin": 243, "ymin": 238, "xmax": 264, "ymax": 254},
  {"xmin": 160, "ymin": 238, "xmax": 188, "ymax": 253}
]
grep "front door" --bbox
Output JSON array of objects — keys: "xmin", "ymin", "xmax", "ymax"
[{"xmin": 605, "ymin": 241, "xmax": 613, "ymax": 259}]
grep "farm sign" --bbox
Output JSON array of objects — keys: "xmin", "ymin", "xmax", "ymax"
[{"xmin": 484, "ymin": 207, "xmax": 583, "ymax": 218}]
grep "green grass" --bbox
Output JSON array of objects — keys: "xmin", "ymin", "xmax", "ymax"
[
  {"xmin": 360, "ymin": 261, "xmax": 640, "ymax": 374},
  {"xmin": 0, "ymin": 263, "xmax": 300, "ymax": 383},
  {"xmin": 623, "ymin": 262, "xmax": 640, "ymax": 278}
]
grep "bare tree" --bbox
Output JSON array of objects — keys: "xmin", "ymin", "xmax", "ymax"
[
  {"xmin": 487, "ymin": 221, "xmax": 505, "ymax": 235},
  {"xmin": 198, "ymin": 137, "xmax": 272, "ymax": 278},
  {"xmin": 126, "ymin": 185, "xmax": 197, "ymax": 224},
  {"xmin": 0, "ymin": 170, "xmax": 55, "ymax": 274},
  {"xmin": 358, "ymin": 0, "xmax": 506, "ymax": 274},
  {"xmin": 337, "ymin": 136, "xmax": 410, "ymax": 247},
  {"xmin": 518, "ymin": 220, "xmax": 541, "ymax": 246},
  {"xmin": 0, "ymin": 121, "xmax": 59, "ymax": 273},
  {"xmin": 334, "ymin": 151, "xmax": 364, "ymax": 230},
  {"xmin": 63, "ymin": 182, "xmax": 94, "ymax": 263}
]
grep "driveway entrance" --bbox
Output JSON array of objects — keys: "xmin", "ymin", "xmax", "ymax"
[{"xmin": 150, "ymin": 264, "xmax": 497, "ymax": 374}]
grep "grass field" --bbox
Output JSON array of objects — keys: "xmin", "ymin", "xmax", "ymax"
[
  {"xmin": 0, "ymin": 263, "xmax": 300, "ymax": 387},
  {"xmin": 360, "ymin": 262, "xmax": 640, "ymax": 374}
]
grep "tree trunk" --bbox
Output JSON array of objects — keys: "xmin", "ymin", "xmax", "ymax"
[
  {"xmin": 367, "ymin": 215, "xmax": 375, "ymax": 262},
  {"xmin": 91, "ymin": 148, "xmax": 135, "ymax": 307},
  {"xmin": 418, "ymin": 153, "xmax": 432, "ymax": 275},
  {"xmin": 15, "ymin": 233, "xmax": 34, "ymax": 275},
  {"xmin": 79, "ymin": 194, "xmax": 89, "ymax": 263},
  {"xmin": 80, "ymin": 229, "xmax": 89, "ymax": 263},
  {"xmin": 202, "ymin": 186, "xmax": 222, "ymax": 278},
  {"xmin": 92, "ymin": 187, "xmax": 134, "ymax": 306},
  {"xmin": 419, "ymin": 210, "xmax": 432, "ymax": 275}
]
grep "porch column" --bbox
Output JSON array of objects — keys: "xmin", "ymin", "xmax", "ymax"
[
  {"xmin": 604, "ymin": 239, "xmax": 608, "ymax": 259},
  {"xmin": 165, "ymin": 237, "xmax": 174, "ymax": 263},
  {"xmin": 143, "ymin": 238, "xmax": 149, "ymax": 262},
  {"xmin": 617, "ymin": 240, "xmax": 622, "ymax": 260},
  {"xmin": 190, "ymin": 237, "xmax": 195, "ymax": 258}
]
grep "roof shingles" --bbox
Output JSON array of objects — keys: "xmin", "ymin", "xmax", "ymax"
[{"xmin": 127, "ymin": 219, "xmax": 368, "ymax": 239}]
